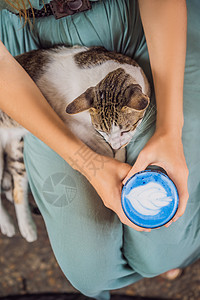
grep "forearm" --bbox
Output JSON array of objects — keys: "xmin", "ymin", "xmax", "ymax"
[
  {"xmin": 0, "ymin": 41, "xmax": 94, "ymax": 175},
  {"xmin": 138, "ymin": 0, "xmax": 187, "ymax": 136}
]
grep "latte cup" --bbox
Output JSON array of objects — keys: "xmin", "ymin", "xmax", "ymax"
[{"xmin": 121, "ymin": 165, "xmax": 179, "ymax": 229}]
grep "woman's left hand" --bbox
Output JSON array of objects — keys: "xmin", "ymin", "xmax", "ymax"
[{"xmin": 122, "ymin": 129, "xmax": 189, "ymax": 227}]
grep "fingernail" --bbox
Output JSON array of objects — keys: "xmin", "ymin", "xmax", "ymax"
[{"xmin": 122, "ymin": 178, "xmax": 127, "ymax": 185}]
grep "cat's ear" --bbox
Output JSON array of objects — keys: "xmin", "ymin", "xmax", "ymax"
[
  {"xmin": 66, "ymin": 87, "xmax": 95, "ymax": 114},
  {"xmin": 121, "ymin": 85, "xmax": 150, "ymax": 113}
]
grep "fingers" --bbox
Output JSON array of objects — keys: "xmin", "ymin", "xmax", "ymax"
[
  {"xmin": 170, "ymin": 168, "xmax": 189, "ymax": 221},
  {"xmin": 118, "ymin": 210, "xmax": 151, "ymax": 232},
  {"xmin": 122, "ymin": 151, "xmax": 150, "ymax": 185},
  {"xmin": 107, "ymin": 186, "xmax": 151, "ymax": 232},
  {"xmin": 164, "ymin": 166, "xmax": 189, "ymax": 227},
  {"xmin": 117, "ymin": 202, "xmax": 151, "ymax": 232}
]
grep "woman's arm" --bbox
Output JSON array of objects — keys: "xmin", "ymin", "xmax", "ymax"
[
  {"xmin": 123, "ymin": 0, "xmax": 189, "ymax": 225},
  {"xmin": 138, "ymin": 0, "xmax": 186, "ymax": 134},
  {"xmin": 0, "ymin": 41, "xmax": 94, "ymax": 179}
]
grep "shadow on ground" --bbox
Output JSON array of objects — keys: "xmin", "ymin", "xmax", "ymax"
[{"xmin": 0, "ymin": 194, "xmax": 199, "ymax": 300}]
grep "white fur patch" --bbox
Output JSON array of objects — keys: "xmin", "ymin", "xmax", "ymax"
[{"xmin": 0, "ymin": 128, "xmax": 27, "ymax": 148}]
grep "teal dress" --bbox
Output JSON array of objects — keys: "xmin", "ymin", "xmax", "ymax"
[{"xmin": 1, "ymin": 1, "xmax": 200, "ymax": 299}]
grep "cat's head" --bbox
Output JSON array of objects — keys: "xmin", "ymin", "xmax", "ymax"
[{"xmin": 66, "ymin": 68, "xmax": 150, "ymax": 150}]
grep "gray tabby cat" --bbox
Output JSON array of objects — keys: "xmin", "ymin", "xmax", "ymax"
[{"xmin": 0, "ymin": 45, "xmax": 151, "ymax": 242}]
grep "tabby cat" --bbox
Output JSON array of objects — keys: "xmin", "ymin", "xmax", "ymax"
[{"xmin": 0, "ymin": 45, "xmax": 151, "ymax": 242}]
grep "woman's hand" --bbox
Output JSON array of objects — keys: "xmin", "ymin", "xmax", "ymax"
[
  {"xmin": 84, "ymin": 154, "xmax": 151, "ymax": 232},
  {"xmin": 122, "ymin": 129, "xmax": 189, "ymax": 227}
]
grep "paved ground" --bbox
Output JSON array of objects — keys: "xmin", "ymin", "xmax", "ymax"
[{"xmin": 0, "ymin": 194, "xmax": 200, "ymax": 300}]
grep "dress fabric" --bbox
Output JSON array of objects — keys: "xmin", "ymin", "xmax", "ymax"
[{"xmin": 0, "ymin": 1, "xmax": 200, "ymax": 299}]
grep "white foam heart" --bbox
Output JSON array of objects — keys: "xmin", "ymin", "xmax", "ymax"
[{"xmin": 126, "ymin": 182, "xmax": 172, "ymax": 216}]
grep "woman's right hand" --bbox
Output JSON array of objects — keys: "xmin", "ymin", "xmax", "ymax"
[{"xmin": 84, "ymin": 154, "xmax": 151, "ymax": 232}]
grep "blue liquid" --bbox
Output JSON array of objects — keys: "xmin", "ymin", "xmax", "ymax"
[{"xmin": 121, "ymin": 169, "xmax": 179, "ymax": 229}]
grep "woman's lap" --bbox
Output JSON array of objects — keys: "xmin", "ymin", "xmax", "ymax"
[{"xmin": 1, "ymin": 0, "xmax": 200, "ymax": 295}]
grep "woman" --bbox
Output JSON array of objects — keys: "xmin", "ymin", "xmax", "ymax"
[{"xmin": 0, "ymin": 1, "xmax": 199, "ymax": 299}]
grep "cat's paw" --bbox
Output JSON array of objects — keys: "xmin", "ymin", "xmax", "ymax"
[
  {"xmin": 0, "ymin": 215, "xmax": 16, "ymax": 237},
  {"xmin": 2, "ymin": 171, "xmax": 13, "ymax": 203},
  {"xmin": 18, "ymin": 219, "xmax": 37, "ymax": 243}
]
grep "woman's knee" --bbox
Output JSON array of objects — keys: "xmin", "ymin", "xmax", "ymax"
[
  {"xmin": 47, "ymin": 219, "xmax": 122, "ymax": 297},
  {"xmin": 123, "ymin": 227, "xmax": 184, "ymax": 278},
  {"xmin": 125, "ymin": 253, "xmax": 173, "ymax": 278},
  {"xmin": 56, "ymin": 253, "xmax": 109, "ymax": 297}
]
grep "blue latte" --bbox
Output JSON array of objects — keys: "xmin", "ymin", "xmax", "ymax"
[{"xmin": 121, "ymin": 166, "xmax": 179, "ymax": 229}]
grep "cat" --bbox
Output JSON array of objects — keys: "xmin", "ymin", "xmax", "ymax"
[{"xmin": 0, "ymin": 45, "xmax": 151, "ymax": 242}]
